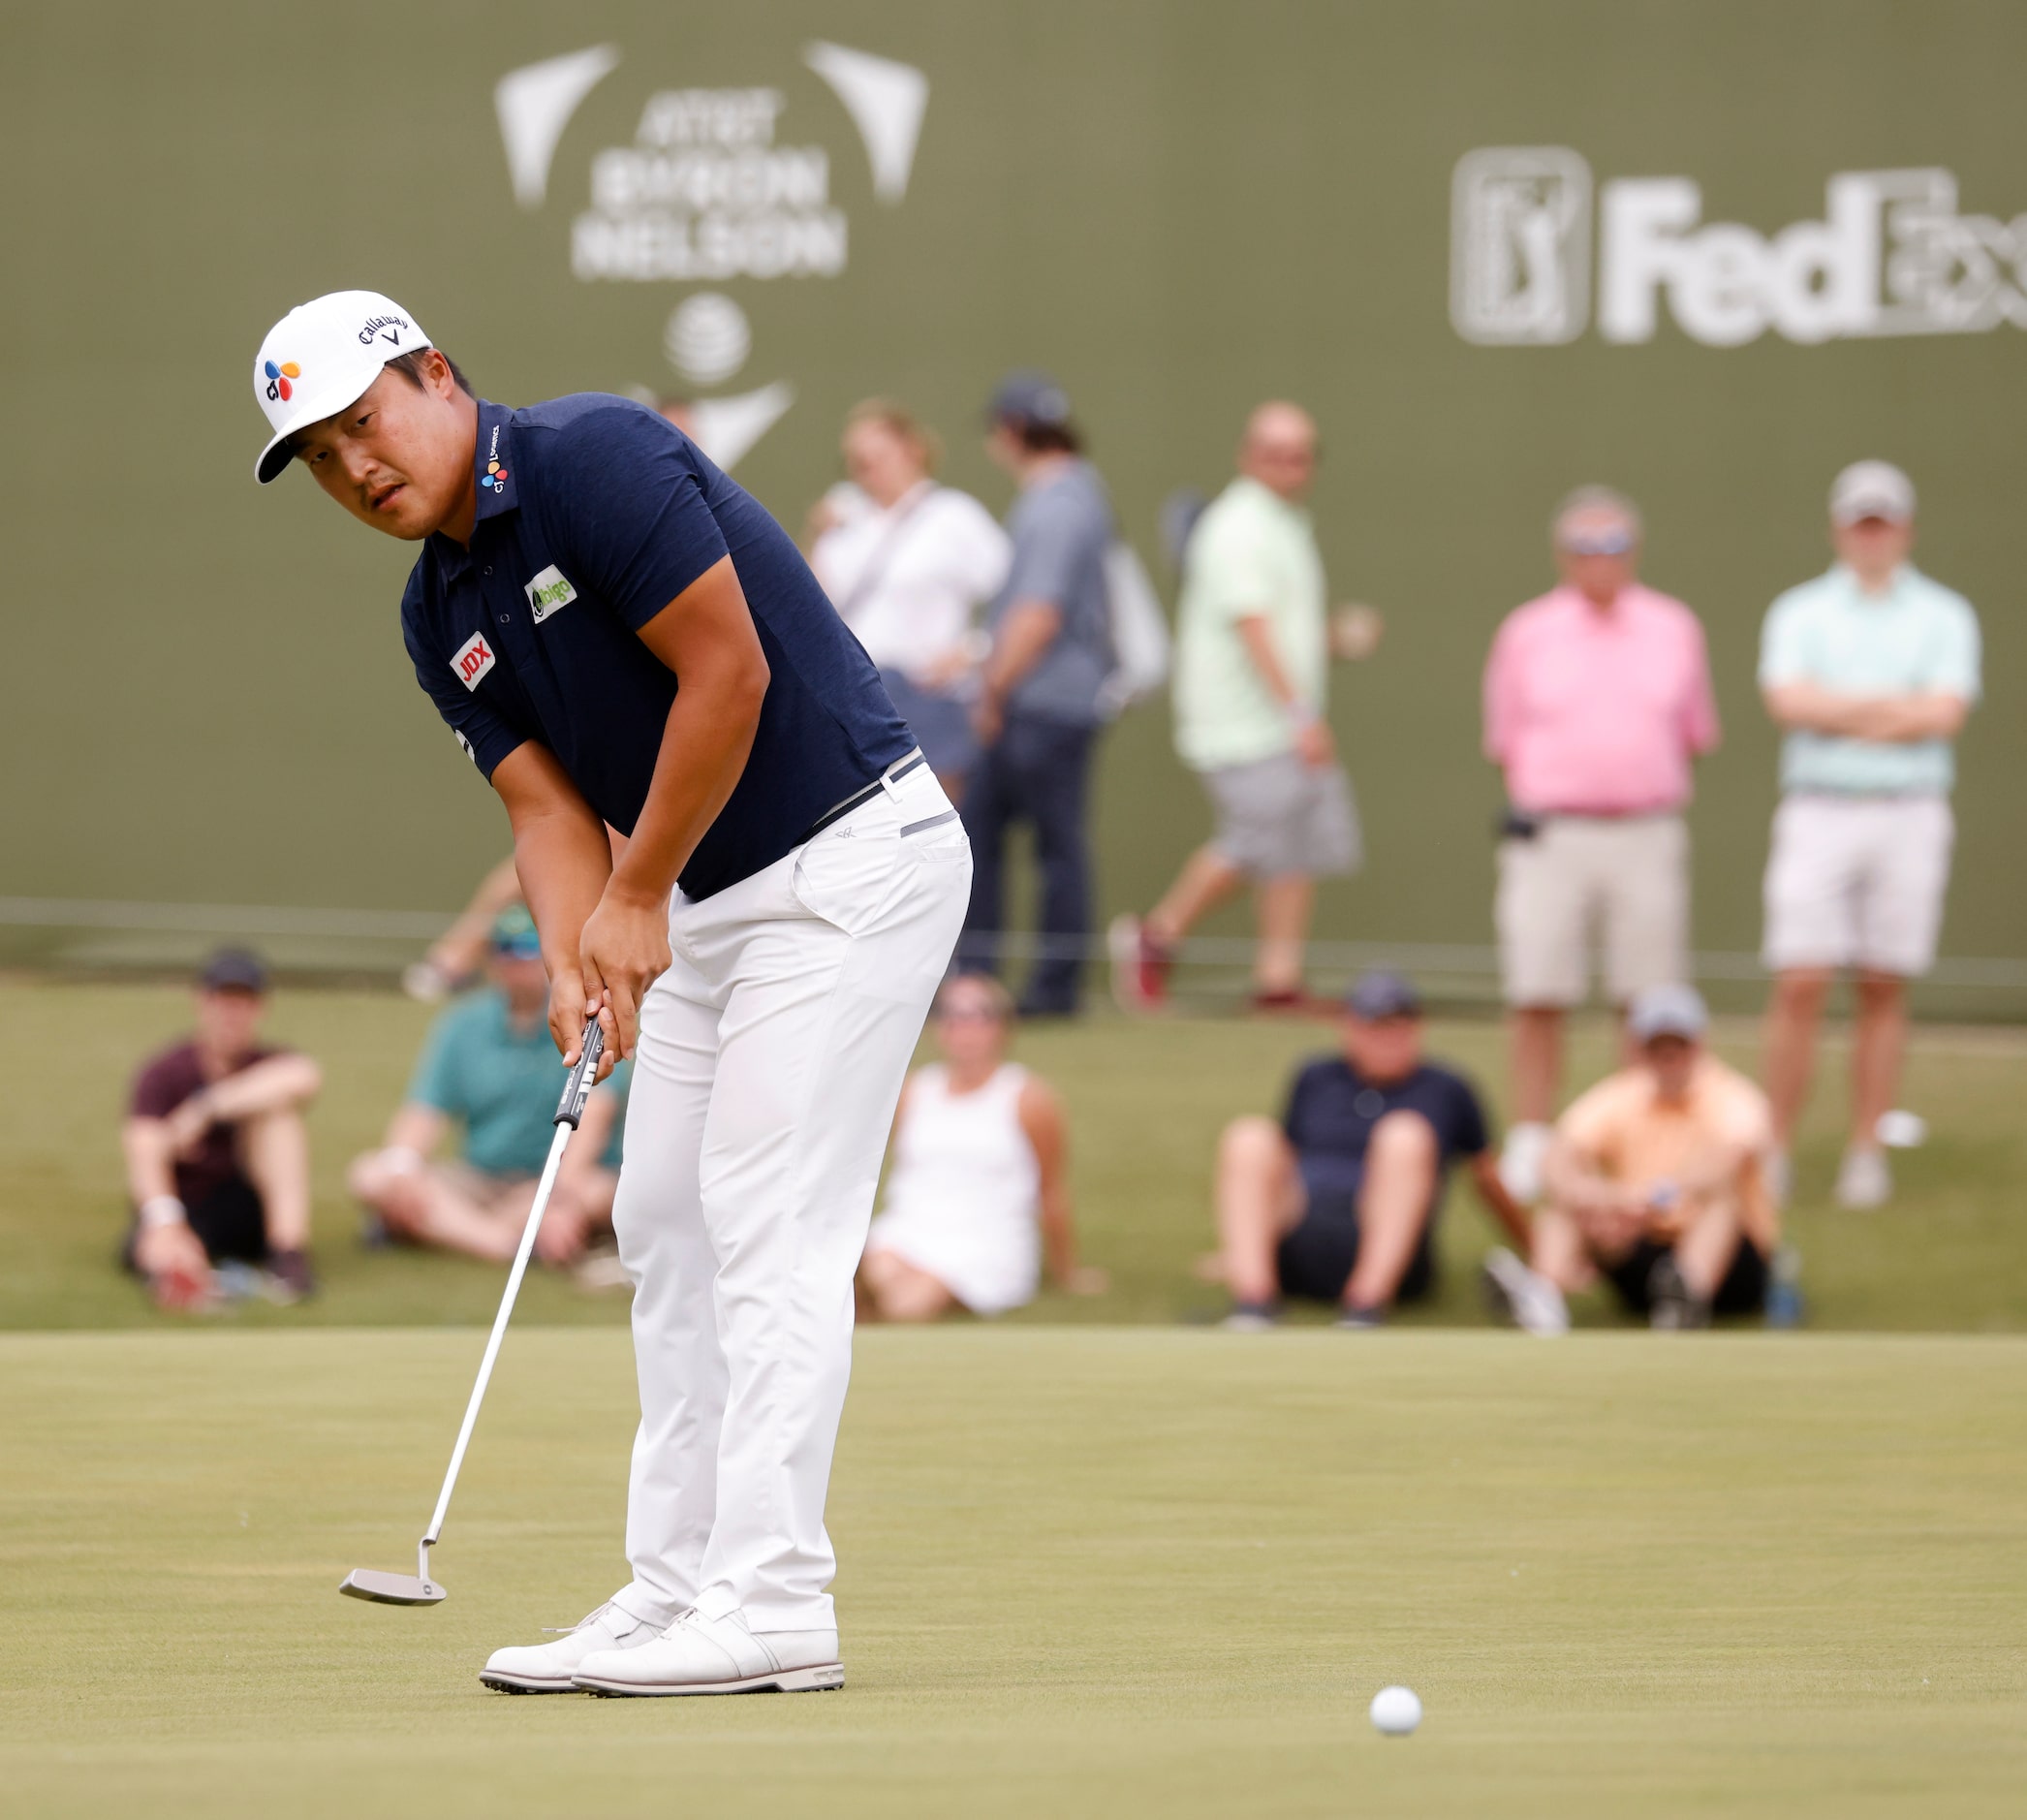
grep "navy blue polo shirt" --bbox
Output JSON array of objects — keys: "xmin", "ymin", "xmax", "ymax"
[
  {"xmin": 1282, "ymin": 1056, "xmax": 1490, "ymax": 1208},
  {"xmin": 401, "ymin": 395, "xmax": 913, "ymax": 899}
]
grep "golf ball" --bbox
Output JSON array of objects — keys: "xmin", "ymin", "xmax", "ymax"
[{"xmin": 1369, "ymin": 1685, "xmax": 1421, "ymax": 1736}]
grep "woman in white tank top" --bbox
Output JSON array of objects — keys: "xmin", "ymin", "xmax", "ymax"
[{"xmin": 860, "ymin": 975, "xmax": 1105, "ymax": 1319}]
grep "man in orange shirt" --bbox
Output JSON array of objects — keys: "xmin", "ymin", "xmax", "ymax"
[{"xmin": 1482, "ymin": 984, "xmax": 1777, "ymax": 1332}]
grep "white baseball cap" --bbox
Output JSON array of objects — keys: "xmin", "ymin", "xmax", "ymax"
[
  {"xmin": 251, "ymin": 290, "xmax": 432, "ymax": 484},
  {"xmin": 1829, "ymin": 459, "xmax": 1916, "ymax": 526}
]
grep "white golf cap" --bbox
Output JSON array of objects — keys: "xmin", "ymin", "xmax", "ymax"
[
  {"xmin": 251, "ymin": 290, "xmax": 431, "ymax": 484},
  {"xmin": 1627, "ymin": 983, "xmax": 1709, "ymax": 1045},
  {"xmin": 1829, "ymin": 459, "xmax": 1916, "ymax": 526}
]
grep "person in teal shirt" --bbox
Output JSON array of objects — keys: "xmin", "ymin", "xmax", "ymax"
[
  {"xmin": 1757, "ymin": 460, "xmax": 1980, "ymax": 1211},
  {"xmin": 349, "ymin": 906, "xmax": 630, "ymax": 1267}
]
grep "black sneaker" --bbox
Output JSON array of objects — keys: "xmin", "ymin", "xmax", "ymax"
[
  {"xmin": 1219, "ymin": 1301, "xmax": 1279, "ymax": 1332},
  {"xmin": 1645, "ymin": 1253, "xmax": 1708, "ymax": 1330},
  {"xmin": 266, "ymin": 1248, "xmax": 318, "ymax": 1303},
  {"xmin": 1334, "ymin": 1304, "xmax": 1385, "ymax": 1331}
]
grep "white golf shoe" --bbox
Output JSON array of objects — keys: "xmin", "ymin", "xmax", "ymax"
[
  {"xmin": 479, "ymin": 1599, "xmax": 667, "ymax": 1693},
  {"xmin": 1835, "ymin": 1145, "xmax": 1891, "ymax": 1209},
  {"xmin": 1480, "ymin": 1246, "xmax": 1570, "ymax": 1336},
  {"xmin": 573, "ymin": 1608, "xmax": 843, "ymax": 1697}
]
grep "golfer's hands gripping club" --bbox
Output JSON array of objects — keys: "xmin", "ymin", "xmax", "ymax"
[{"xmin": 553, "ymin": 883, "xmax": 672, "ymax": 1079}]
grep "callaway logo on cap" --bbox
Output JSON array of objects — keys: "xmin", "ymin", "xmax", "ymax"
[{"xmin": 249, "ymin": 289, "xmax": 433, "ymax": 485}]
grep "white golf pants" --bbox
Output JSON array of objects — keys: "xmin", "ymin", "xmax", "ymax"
[{"xmin": 608, "ymin": 760, "xmax": 970, "ymax": 1633}]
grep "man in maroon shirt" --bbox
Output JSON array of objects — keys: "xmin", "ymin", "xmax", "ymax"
[{"xmin": 122, "ymin": 950, "xmax": 324, "ymax": 1307}]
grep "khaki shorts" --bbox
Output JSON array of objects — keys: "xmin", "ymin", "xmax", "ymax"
[
  {"xmin": 1203, "ymin": 753, "xmax": 1361, "ymax": 879},
  {"xmin": 1762, "ymin": 794, "xmax": 1953, "ymax": 977},
  {"xmin": 1496, "ymin": 814, "xmax": 1688, "ymax": 1007}
]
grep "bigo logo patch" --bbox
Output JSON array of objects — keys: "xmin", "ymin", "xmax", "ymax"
[
  {"xmin": 524, "ymin": 565, "xmax": 578, "ymax": 623},
  {"xmin": 451, "ymin": 630, "xmax": 497, "ymax": 692},
  {"xmin": 263, "ymin": 360, "xmax": 300, "ymax": 402}
]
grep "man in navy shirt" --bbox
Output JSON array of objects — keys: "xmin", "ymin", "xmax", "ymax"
[
  {"xmin": 1209, "ymin": 971, "xmax": 1529, "ymax": 1327},
  {"xmin": 252, "ymin": 290, "xmax": 970, "ymax": 1696}
]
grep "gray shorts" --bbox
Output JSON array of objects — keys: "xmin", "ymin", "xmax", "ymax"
[{"xmin": 1203, "ymin": 753, "xmax": 1361, "ymax": 879}]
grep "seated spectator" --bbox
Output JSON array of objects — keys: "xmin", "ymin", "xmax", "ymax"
[
  {"xmin": 1213, "ymin": 971, "xmax": 1528, "ymax": 1329},
  {"xmin": 349, "ymin": 908, "xmax": 628, "ymax": 1269},
  {"xmin": 1485, "ymin": 985, "xmax": 1778, "ymax": 1333},
  {"xmin": 122, "ymin": 949, "xmax": 323, "ymax": 1309},
  {"xmin": 859, "ymin": 973, "xmax": 1105, "ymax": 1320}
]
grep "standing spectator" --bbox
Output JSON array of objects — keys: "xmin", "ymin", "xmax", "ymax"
[
  {"xmin": 1482, "ymin": 486, "xmax": 1719, "ymax": 1203},
  {"xmin": 1486, "ymin": 986, "xmax": 1779, "ymax": 1332},
  {"xmin": 1211, "ymin": 971, "xmax": 1530, "ymax": 1329},
  {"xmin": 1758, "ymin": 462, "xmax": 1980, "ymax": 1208},
  {"xmin": 351, "ymin": 908, "xmax": 629, "ymax": 1268},
  {"xmin": 1111, "ymin": 402, "xmax": 1379, "ymax": 1012},
  {"xmin": 959, "ymin": 371, "xmax": 1117, "ymax": 1017},
  {"xmin": 121, "ymin": 949, "xmax": 323, "ymax": 1309},
  {"xmin": 858, "ymin": 973, "xmax": 1105, "ymax": 1321},
  {"xmin": 809, "ymin": 400, "xmax": 1012, "ymax": 801}
]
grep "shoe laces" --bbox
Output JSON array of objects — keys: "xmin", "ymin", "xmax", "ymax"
[{"xmin": 542, "ymin": 1600, "xmax": 620, "ymax": 1636}]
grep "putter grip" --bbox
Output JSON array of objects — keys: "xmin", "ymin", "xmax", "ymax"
[{"xmin": 553, "ymin": 1020, "xmax": 606, "ymax": 1128}]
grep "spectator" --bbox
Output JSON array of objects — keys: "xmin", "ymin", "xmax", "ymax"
[
  {"xmin": 1486, "ymin": 985, "xmax": 1778, "ymax": 1332},
  {"xmin": 1212, "ymin": 971, "xmax": 1528, "ymax": 1329},
  {"xmin": 858, "ymin": 973, "xmax": 1104, "ymax": 1321},
  {"xmin": 1758, "ymin": 462, "xmax": 1980, "ymax": 1208},
  {"xmin": 350, "ymin": 908, "xmax": 628, "ymax": 1268},
  {"xmin": 808, "ymin": 399, "xmax": 1012, "ymax": 800},
  {"xmin": 122, "ymin": 949, "xmax": 322, "ymax": 1309},
  {"xmin": 1111, "ymin": 402, "xmax": 1381, "ymax": 1013},
  {"xmin": 960, "ymin": 370, "xmax": 1117, "ymax": 1017},
  {"xmin": 1482, "ymin": 486, "xmax": 1719, "ymax": 1203}
]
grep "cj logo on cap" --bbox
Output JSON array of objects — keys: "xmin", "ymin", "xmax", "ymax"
[
  {"xmin": 264, "ymin": 360, "xmax": 301, "ymax": 402},
  {"xmin": 451, "ymin": 630, "xmax": 497, "ymax": 692},
  {"xmin": 524, "ymin": 565, "xmax": 577, "ymax": 623}
]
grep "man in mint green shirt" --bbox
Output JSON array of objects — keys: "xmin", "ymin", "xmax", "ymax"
[
  {"xmin": 349, "ymin": 906, "xmax": 630, "ymax": 1267},
  {"xmin": 1111, "ymin": 402, "xmax": 1380, "ymax": 1011},
  {"xmin": 1758, "ymin": 460, "xmax": 1980, "ymax": 1209}
]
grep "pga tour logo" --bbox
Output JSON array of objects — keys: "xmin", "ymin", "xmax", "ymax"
[
  {"xmin": 451, "ymin": 630, "xmax": 497, "ymax": 692},
  {"xmin": 1452, "ymin": 149, "xmax": 2027, "ymax": 347}
]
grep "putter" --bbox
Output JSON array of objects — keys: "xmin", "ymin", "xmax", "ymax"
[{"xmin": 339, "ymin": 1019, "xmax": 608, "ymax": 1606}]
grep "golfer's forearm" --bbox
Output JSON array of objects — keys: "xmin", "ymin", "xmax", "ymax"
[
  {"xmin": 982, "ymin": 601, "xmax": 1060, "ymax": 704},
  {"xmin": 511, "ymin": 807, "xmax": 612, "ymax": 984},
  {"xmin": 607, "ymin": 682, "xmax": 764, "ymax": 909}
]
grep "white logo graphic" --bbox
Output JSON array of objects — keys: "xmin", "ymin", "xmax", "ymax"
[
  {"xmin": 802, "ymin": 41, "xmax": 928, "ymax": 204},
  {"xmin": 688, "ymin": 382, "xmax": 796, "ymax": 472},
  {"xmin": 450, "ymin": 630, "xmax": 497, "ymax": 692},
  {"xmin": 453, "ymin": 728, "xmax": 476, "ymax": 763},
  {"xmin": 1456, "ymin": 150, "xmax": 2027, "ymax": 348},
  {"xmin": 524, "ymin": 565, "xmax": 578, "ymax": 624},
  {"xmin": 495, "ymin": 44, "xmax": 622, "ymax": 209},
  {"xmin": 1451, "ymin": 148, "xmax": 1591, "ymax": 344},
  {"xmin": 665, "ymin": 292, "xmax": 751, "ymax": 383}
]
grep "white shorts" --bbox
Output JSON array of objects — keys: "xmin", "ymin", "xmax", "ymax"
[
  {"xmin": 1762, "ymin": 794, "xmax": 1954, "ymax": 978},
  {"xmin": 864, "ymin": 1210, "xmax": 1039, "ymax": 1317},
  {"xmin": 1496, "ymin": 814, "xmax": 1688, "ymax": 1008}
]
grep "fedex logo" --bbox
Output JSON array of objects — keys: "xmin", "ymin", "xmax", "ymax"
[{"xmin": 451, "ymin": 630, "xmax": 497, "ymax": 692}]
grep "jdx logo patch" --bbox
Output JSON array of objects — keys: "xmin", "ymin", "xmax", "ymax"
[
  {"xmin": 524, "ymin": 564, "xmax": 578, "ymax": 623},
  {"xmin": 451, "ymin": 630, "xmax": 497, "ymax": 691}
]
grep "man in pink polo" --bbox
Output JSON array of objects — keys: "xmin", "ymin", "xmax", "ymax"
[{"xmin": 1481, "ymin": 486, "xmax": 1719, "ymax": 1203}]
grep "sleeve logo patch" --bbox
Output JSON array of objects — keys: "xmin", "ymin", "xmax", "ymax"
[
  {"xmin": 453, "ymin": 728, "xmax": 477, "ymax": 764},
  {"xmin": 451, "ymin": 630, "xmax": 497, "ymax": 691},
  {"xmin": 524, "ymin": 565, "xmax": 578, "ymax": 623}
]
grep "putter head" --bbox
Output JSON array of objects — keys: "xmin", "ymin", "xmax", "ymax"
[{"xmin": 339, "ymin": 1567, "xmax": 447, "ymax": 1606}]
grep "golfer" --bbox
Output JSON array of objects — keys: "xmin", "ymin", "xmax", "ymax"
[{"xmin": 251, "ymin": 291, "xmax": 970, "ymax": 1696}]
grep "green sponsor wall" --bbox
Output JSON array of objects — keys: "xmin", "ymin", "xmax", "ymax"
[{"xmin": 4, "ymin": 1, "xmax": 2020, "ymax": 983}]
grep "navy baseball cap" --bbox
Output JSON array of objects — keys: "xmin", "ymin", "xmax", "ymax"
[
  {"xmin": 200, "ymin": 948, "xmax": 269, "ymax": 994},
  {"xmin": 1345, "ymin": 970, "xmax": 1421, "ymax": 1020},
  {"xmin": 985, "ymin": 369, "xmax": 1073, "ymax": 429}
]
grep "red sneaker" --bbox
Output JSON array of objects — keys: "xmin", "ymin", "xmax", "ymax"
[{"xmin": 1107, "ymin": 915, "xmax": 1172, "ymax": 1012}]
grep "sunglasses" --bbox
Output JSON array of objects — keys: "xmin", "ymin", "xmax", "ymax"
[{"xmin": 1560, "ymin": 527, "xmax": 1636, "ymax": 556}]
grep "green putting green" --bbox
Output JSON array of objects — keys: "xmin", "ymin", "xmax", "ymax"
[{"xmin": 3, "ymin": 1327, "xmax": 2021, "ymax": 1817}]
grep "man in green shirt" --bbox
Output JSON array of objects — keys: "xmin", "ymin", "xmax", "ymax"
[
  {"xmin": 1758, "ymin": 460, "xmax": 1980, "ymax": 1208},
  {"xmin": 349, "ymin": 907, "xmax": 629, "ymax": 1266},
  {"xmin": 1111, "ymin": 402, "xmax": 1379, "ymax": 1011}
]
